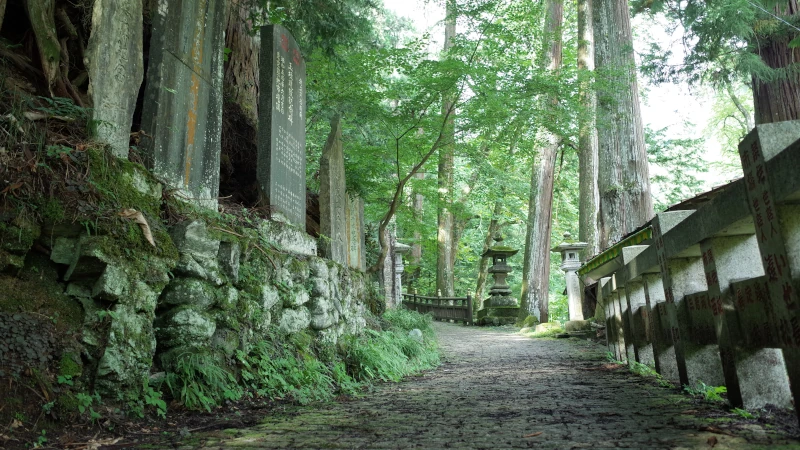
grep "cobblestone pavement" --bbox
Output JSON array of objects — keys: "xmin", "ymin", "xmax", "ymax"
[{"xmin": 188, "ymin": 323, "xmax": 800, "ymax": 449}]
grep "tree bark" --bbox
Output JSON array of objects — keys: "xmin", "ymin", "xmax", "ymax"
[
  {"xmin": 593, "ymin": 0, "xmax": 653, "ymax": 250},
  {"xmin": 519, "ymin": 0, "xmax": 563, "ymax": 322},
  {"xmin": 752, "ymin": 1, "xmax": 800, "ymax": 125},
  {"xmin": 25, "ymin": 0, "xmax": 61, "ymax": 94},
  {"xmin": 224, "ymin": 0, "xmax": 260, "ymax": 125},
  {"xmin": 436, "ymin": 0, "xmax": 457, "ymax": 297},
  {"xmin": 577, "ymin": 0, "xmax": 600, "ymax": 261},
  {"xmin": 0, "ymin": 0, "xmax": 7, "ymax": 34}
]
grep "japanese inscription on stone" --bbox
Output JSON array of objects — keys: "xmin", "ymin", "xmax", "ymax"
[
  {"xmin": 258, "ymin": 25, "xmax": 306, "ymax": 229},
  {"xmin": 739, "ymin": 133, "xmax": 800, "ymax": 347}
]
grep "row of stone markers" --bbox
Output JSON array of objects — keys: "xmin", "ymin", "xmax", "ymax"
[
  {"xmin": 579, "ymin": 120, "xmax": 800, "ymax": 418},
  {"xmin": 85, "ymin": 1, "xmax": 366, "ymax": 269}
]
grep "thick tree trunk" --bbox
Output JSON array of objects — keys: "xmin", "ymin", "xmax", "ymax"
[
  {"xmin": 436, "ymin": 0, "xmax": 456, "ymax": 297},
  {"xmin": 224, "ymin": 0, "xmax": 260, "ymax": 125},
  {"xmin": 593, "ymin": 0, "xmax": 653, "ymax": 250},
  {"xmin": 752, "ymin": 1, "xmax": 800, "ymax": 125},
  {"xmin": 0, "ymin": 1, "xmax": 7, "ymax": 34},
  {"xmin": 475, "ymin": 200, "xmax": 502, "ymax": 311},
  {"xmin": 519, "ymin": 0, "xmax": 563, "ymax": 322},
  {"xmin": 577, "ymin": 0, "xmax": 600, "ymax": 261},
  {"xmin": 25, "ymin": 0, "xmax": 61, "ymax": 93}
]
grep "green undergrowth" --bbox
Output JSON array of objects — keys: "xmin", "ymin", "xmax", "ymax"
[{"xmin": 160, "ymin": 309, "xmax": 439, "ymax": 412}]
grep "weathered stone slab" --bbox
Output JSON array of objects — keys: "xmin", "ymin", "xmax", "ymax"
[
  {"xmin": 85, "ymin": 0, "xmax": 144, "ymax": 158},
  {"xmin": 319, "ymin": 117, "xmax": 347, "ymax": 265},
  {"xmin": 140, "ymin": 0, "xmax": 225, "ymax": 208},
  {"xmin": 346, "ymin": 195, "xmax": 366, "ymax": 271},
  {"xmin": 701, "ymin": 234, "xmax": 792, "ymax": 410},
  {"xmin": 258, "ymin": 25, "xmax": 307, "ymax": 228},
  {"xmin": 731, "ymin": 277, "xmax": 780, "ymax": 348},
  {"xmin": 643, "ymin": 273, "xmax": 680, "ymax": 383}
]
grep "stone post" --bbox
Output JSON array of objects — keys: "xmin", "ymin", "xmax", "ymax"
[
  {"xmin": 85, "ymin": 0, "xmax": 144, "ymax": 159},
  {"xmin": 394, "ymin": 243, "xmax": 411, "ymax": 306},
  {"xmin": 552, "ymin": 233, "xmax": 589, "ymax": 330},
  {"xmin": 319, "ymin": 116, "xmax": 347, "ymax": 265},
  {"xmin": 140, "ymin": 0, "xmax": 225, "ymax": 208}
]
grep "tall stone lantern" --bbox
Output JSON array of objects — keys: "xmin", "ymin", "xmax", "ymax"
[
  {"xmin": 551, "ymin": 232, "xmax": 589, "ymax": 329},
  {"xmin": 477, "ymin": 234, "xmax": 520, "ymax": 326}
]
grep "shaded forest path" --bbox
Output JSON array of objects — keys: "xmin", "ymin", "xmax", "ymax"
[{"xmin": 185, "ymin": 323, "xmax": 798, "ymax": 449}]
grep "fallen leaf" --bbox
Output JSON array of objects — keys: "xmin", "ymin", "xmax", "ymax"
[
  {"xmin": 707, "ymin": 436, "xmax": 718, "ymax": 448},
  {"xmin": 9, "ymin": 419, "xmax": 22, "ymax": 429},
  {"xmin": 523, "ymin": 432, "xmax": 543, "ymax": 438},
  {"xmin": 84, "ymin": 437, "xmax": 122, "ymax": 449},
  {"xmin": 0, "ymin": 181, "xmax": 23, "ymax": 195},
  {"xmin": 119, "ymin": 209, "xmax": 156, "ymax": 247}
]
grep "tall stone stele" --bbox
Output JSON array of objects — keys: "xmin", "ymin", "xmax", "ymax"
[
  {"xmin": 319, "ymin": 116, "xmax": 347, "ymax": 264},
  {"xmin": 477, "ymin": 235, "xmax": 520, "ymax": 326},
  {"xmin": 85, "ymin": 0, "xmax": 144, "ymax": 159},
  {"xmin": 551, "ymin": 232, "xmax": 590, "ymax": 331},
  {"xmin": 140, "ymin": 0, "xmax": 225, "ymax": 208},
  {"xmin": 257, "ymin": 25, "xmax": 307, "ymax": 229}
]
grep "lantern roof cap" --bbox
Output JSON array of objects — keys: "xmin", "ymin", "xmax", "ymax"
[{"xmin": 551, "ymin": 232, "xmax": 588, "ymax": 252}]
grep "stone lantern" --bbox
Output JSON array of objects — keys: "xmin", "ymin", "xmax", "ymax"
[
  {"xmin": 551, "ymin": 232, "xmax": 589, "ymax": 329},
  {"xmin": 393, "ymin": 242, "xmax": 411, "ymax": 306},
  {"xmin": 477, "ymin": 234, "xmax": 520, "ymax": 325}
]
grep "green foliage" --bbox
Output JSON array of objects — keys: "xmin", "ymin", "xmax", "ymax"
[
  {"xmin": 634, "ymin": 0, "xmax": 798, "ymax": 89},
  {"xmin": 161, "ymin": 310, "xmax": 439, "ymax": 411},
  {"xmin": 340, "ymin": 309, "xmax": 439, "ymax": 382},
  {"xmin": 645, "ymin": 124, "xmax": 709, "ymax": 212},
  {"xmin": 684, "ymin": 381, "xmax": 728, "ymax": 402},
  {"xmin": 629, "ymin": 361, "xmax": 674, "ymax": 388},
  {"xmin": 164, "ymin": 352, "xmax": 243, "ymax": 412},
  {"xmin": 732, "ymin": 407, "xmax": 758, "ymax": 419}
]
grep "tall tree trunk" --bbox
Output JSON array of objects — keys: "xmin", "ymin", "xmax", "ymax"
[
  {"xmin": 25, "ymin": 0, "xmax": 61, "ymax": 94},
  {"xmin": 519, "ymin": 0, "xmax": 564, "ymax": 322},
  {"xmin": 752, "ymin": 1, "xmax": 800, "ymax": 124},
  {"xmin": 436, "ymin": 0, "xmax": 456, "ymax": 297},
  {"xmin": 577, "ymin": 0, "xmax": 600, "ymax": 260},
  {"xmin": 475, "ymin": 200, "xmax": 503, "ymax": 311},
  {"xmin": 224, "ymin": 0, "xmax": 260, "ymax": 125},
  {"xmin": 593, "ymin": 0, "xmax": 653, "ymax": 250},
  {"xmin": 0, "ymin": 1, "xmax": 7, "ymax": 34}
]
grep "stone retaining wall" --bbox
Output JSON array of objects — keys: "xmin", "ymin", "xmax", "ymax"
[{"xmin": 0, "ymin": 163, "xmax": 374, "ymax": 398}]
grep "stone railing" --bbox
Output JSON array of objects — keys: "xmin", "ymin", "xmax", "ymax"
[
  {"xmin": 402, "ymin": 292, "xmax": 474, "ymax": 325},
  {"xmin": 581, "ymin": 120, "xmax": 800, "ymax": 420}
]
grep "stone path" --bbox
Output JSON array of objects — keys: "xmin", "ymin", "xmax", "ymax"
[{"xmin": 188, "ymin": 323, "xmax": 799, "ymax": 449}]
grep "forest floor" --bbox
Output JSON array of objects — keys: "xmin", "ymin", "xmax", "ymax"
[{"xmin": 10, "ymin": 323, "xmax": 800, "ymax": 449}]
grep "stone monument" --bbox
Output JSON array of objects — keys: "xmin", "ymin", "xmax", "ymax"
[
  {"xmin": 319, "ymin": 116, "xmax": 347, "ymax": 264},
  {"xmin": 85, "ymin": 0, "xmax": 143, "ymax": 159},
  {"xmin": 477, "ymin": 235, "xmax": 520, "ymax": 325},
  {"xmin": 140, "ymin": 0, "xmax": 225, "ymax": 208},
  {"xmin": 346, "ymin": 195, "xmax": 366, "ymax": 271},
  {"xmin": 551, "ymin": 232, "xmax": 590, "ymax": 331},
  {"xmin": 257, "ymin": 25, "xmax": 307, "ymax": 229}
]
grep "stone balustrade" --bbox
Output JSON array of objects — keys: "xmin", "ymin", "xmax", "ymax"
[{"xmin": 581, "ymin": 120, "xmax": 800, "ymax": 419}]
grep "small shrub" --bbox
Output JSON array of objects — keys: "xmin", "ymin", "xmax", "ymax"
[
  {"xmin": 684, "ymin": 381, "xmax": 727, "ymax": 402},
  {"xmin": 164, "ymin": 351, "xmax": 242, "ymax": 412}
]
